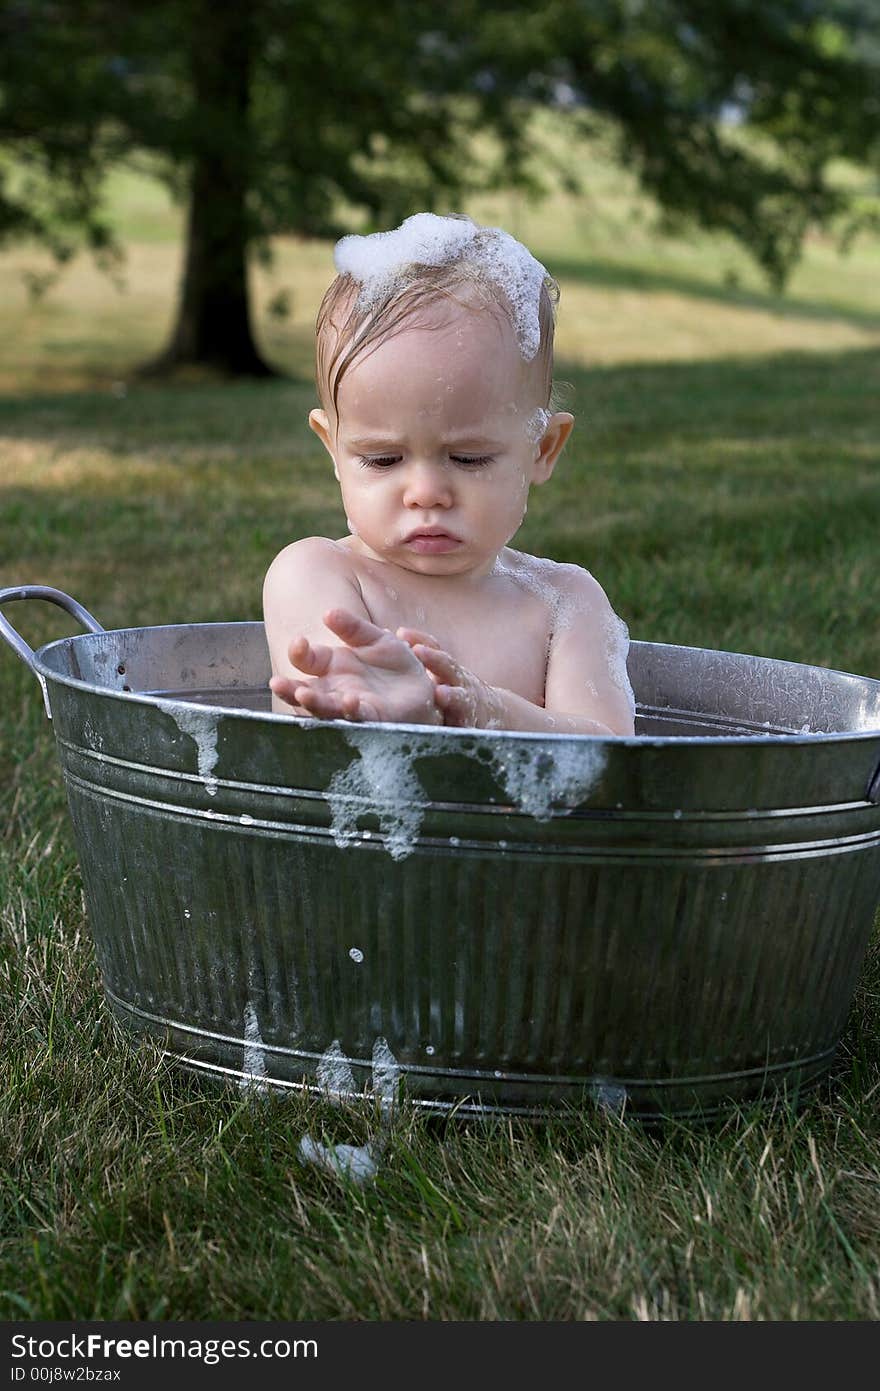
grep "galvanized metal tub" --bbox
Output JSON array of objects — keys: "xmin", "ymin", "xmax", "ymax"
[{"xmin": 3, "ymin": 584, "xmax": 880, "ymax": 1120}]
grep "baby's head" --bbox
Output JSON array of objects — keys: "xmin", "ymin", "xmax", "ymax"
[
  {"xmin": 315, "ymin": 213, "xmax": 560, "ymax": 422},
  {"xmin": 309, "ymin": 214, "xmax": 574, "ymax": 576}
]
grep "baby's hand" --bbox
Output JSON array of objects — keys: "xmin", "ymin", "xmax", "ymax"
[
  {"xmin": 397, "ymin": 628, "xmax": 501, "ymax": 729},
  {"xmin": 270, "ymin": 608, "xmax": 441, "ymax": 725}
]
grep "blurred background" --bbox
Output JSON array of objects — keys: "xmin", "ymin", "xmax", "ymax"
[
  {"xmin": 2, "ymin": 0, "xmax": 879, "ymax": 387},
  {"xmin": 1, "ymin": 0, "xmax": 879, "ymax": 658}
]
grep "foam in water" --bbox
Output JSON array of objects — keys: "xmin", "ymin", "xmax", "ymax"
[
  {"xmin": 327, "ymin": 728, "xmax": 439, "ymax": 860},
  {"xmin": 240, "ymin": 1001, "xmax": 268, "ymax": 1096},
  {"xmin": 334, "ymin": 212, "xmax": 550, "ymax": 360},
  {"xmin": 160, "ymin": 701, "xmax": 219, "ymax": 795}
]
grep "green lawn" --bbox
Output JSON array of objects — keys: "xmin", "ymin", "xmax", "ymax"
[{"xmin": 1, "ymin": 139, "xmax": 880, "ymax": 1320}]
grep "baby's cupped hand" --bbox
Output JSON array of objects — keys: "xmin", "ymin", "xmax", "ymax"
[
  {"xmin": 397, "ymin": 627, "xmax": 496, "ymax": 729},
  {"xmin": 270, "ymin": 608, "xmax": 442, "ymax": 725}
]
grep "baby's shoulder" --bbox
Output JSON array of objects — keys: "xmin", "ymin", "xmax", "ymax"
[
  {"xmin": 264, "ymin": 536, "xmax": 355, "ymax": 588},
  {"xmin": 500, "ymin": 548, "xmax": 612, "ymax": 615}
]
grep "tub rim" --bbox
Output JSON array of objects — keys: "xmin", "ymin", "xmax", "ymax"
[{"xmin": 29, "ymin": 620, "xmax": 880, "ymax": 752}]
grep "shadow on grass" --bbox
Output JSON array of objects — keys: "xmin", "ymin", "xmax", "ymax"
[
  {"xmin": 1, "ymin": 345, "xmax": 878, "ymax": 455},
  {"xmin": 543, "ymin": 253, "xmax": 880, "ymax": 333}
]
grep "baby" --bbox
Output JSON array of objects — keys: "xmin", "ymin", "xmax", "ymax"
[{"xmin": 263, "ymin": 213, "xmax": 635, "ymax": 736}]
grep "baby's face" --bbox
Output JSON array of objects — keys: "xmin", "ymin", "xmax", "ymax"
[{"xmin": 310, "ymin": 298, "xmax": 572, "ymax": 578}]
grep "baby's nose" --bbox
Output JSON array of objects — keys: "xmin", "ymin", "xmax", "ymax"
[{"xmin": 402, "ymin": 461, "xmax": 454, "ymax": 508}]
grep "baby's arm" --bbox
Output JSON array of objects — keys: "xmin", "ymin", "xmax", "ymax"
[
  {"xmin": 401, "ymin": 568, "xmax": 635, "ymax": 736},
  {"xmin": 263, "ymin": 540, "xmax": 439, "ymax": 724},
  {"xmin": 541, "ymin": 568, "xmax": 635, "ymax": 735}
]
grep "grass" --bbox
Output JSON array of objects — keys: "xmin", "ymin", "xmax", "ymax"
[{"xmin": 1, "ymin": 130, "xmax": 880, "ymax": 1321}]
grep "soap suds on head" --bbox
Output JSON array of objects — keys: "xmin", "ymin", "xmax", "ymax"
[
  {"xmin": 160, "ymin": 701, "xmax": 219, "ymax": 796},
  {"xmin": 327, "ymin": 728, "xmax": 439, "ymax": 861},
  {"xmin": 334, "ymin": 212, "xmax": 551, "ymax": 360}
]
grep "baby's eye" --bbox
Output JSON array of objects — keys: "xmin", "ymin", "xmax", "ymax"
[
  {"xmin": 450, "ymin": 455, "xmax": 493, "ymax": 468},
  {"xmin": 358, "ymin": 455, "xmax": 401, "ymax": 469}
]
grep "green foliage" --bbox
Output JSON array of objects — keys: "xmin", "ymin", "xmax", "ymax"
[{"xmin": 1, "ymin": 0, "xmax": 879, "ymax": 297}]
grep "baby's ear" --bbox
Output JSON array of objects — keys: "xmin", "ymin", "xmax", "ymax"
[
  {"xmin": 533, "ymin": 412, "xmax": 574, "ymax": 485},
  {"xmin": 308, "ymin": 408, "xmax": 334, "ymax": 455}
]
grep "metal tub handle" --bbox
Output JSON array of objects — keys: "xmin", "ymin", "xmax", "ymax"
[{"xmin": 0, "ymin": 586, "xmax": 105, "ymax": 717}]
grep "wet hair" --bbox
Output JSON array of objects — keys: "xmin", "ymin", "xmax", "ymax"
[{"xmin": 315, "ymin": 259, "xmax": 560, "ymax": 418}]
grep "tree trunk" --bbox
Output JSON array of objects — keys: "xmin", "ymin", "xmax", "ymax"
[{"xmin": 143, "ymin": 5, "xmax": 276, "ymax": 377}]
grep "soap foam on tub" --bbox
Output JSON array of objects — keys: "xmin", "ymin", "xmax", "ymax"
[
  {"xmin": 298, "ymin": 1036, "xmax": 400, "ymax": 1185},
  {"xmin": 317, "ymin": 1038, "xmax": 357, "ymax": 1100},
  {"xmin": 489, "ymin": 738, "xmax": 608, "ymax": 822},
  {"xmin": 327, "ymin": 728, "xmax": 439, "ymax": 861},
  {"xmin": 371, "ymin": 1036, "xmax": 401, "ymax": 1114},
  {"xmin": 240, "ymin": 1001, "xmax": 269, "ymax": 1095},
  {"xmin": 328, "ymin": 717, "xmax": 610, "ymax": 855},
  {"xmin": 160, "ymin": 701, "xmax": 220, "ymax": 796}
]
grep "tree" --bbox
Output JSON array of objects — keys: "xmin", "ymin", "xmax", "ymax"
[{"xmin": 1, "ymin": 0, "xmax": 878, "ymax": 377}]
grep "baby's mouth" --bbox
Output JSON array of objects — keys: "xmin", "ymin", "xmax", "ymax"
[{"xmin": 402, "ymin": 526, "xmax": 462, "ymax": 554}]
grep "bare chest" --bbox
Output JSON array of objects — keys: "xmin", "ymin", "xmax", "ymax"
[{"xmin": 358, "ymin": 568, "xmax": 551, "ymax": 705}]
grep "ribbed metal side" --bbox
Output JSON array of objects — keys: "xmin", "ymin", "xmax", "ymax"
[
  {"xmin": 63, "ymin": 766, "xmax": 880, "ymax": 1117},
  {"xmin": 23, "ymin": 623, "xmax": 880, "ymax": 1118}
]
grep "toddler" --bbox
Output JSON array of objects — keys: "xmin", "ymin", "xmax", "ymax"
[{"xmin": 263, "ymin": 213, "xmax": 635, "ymax": 736}]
